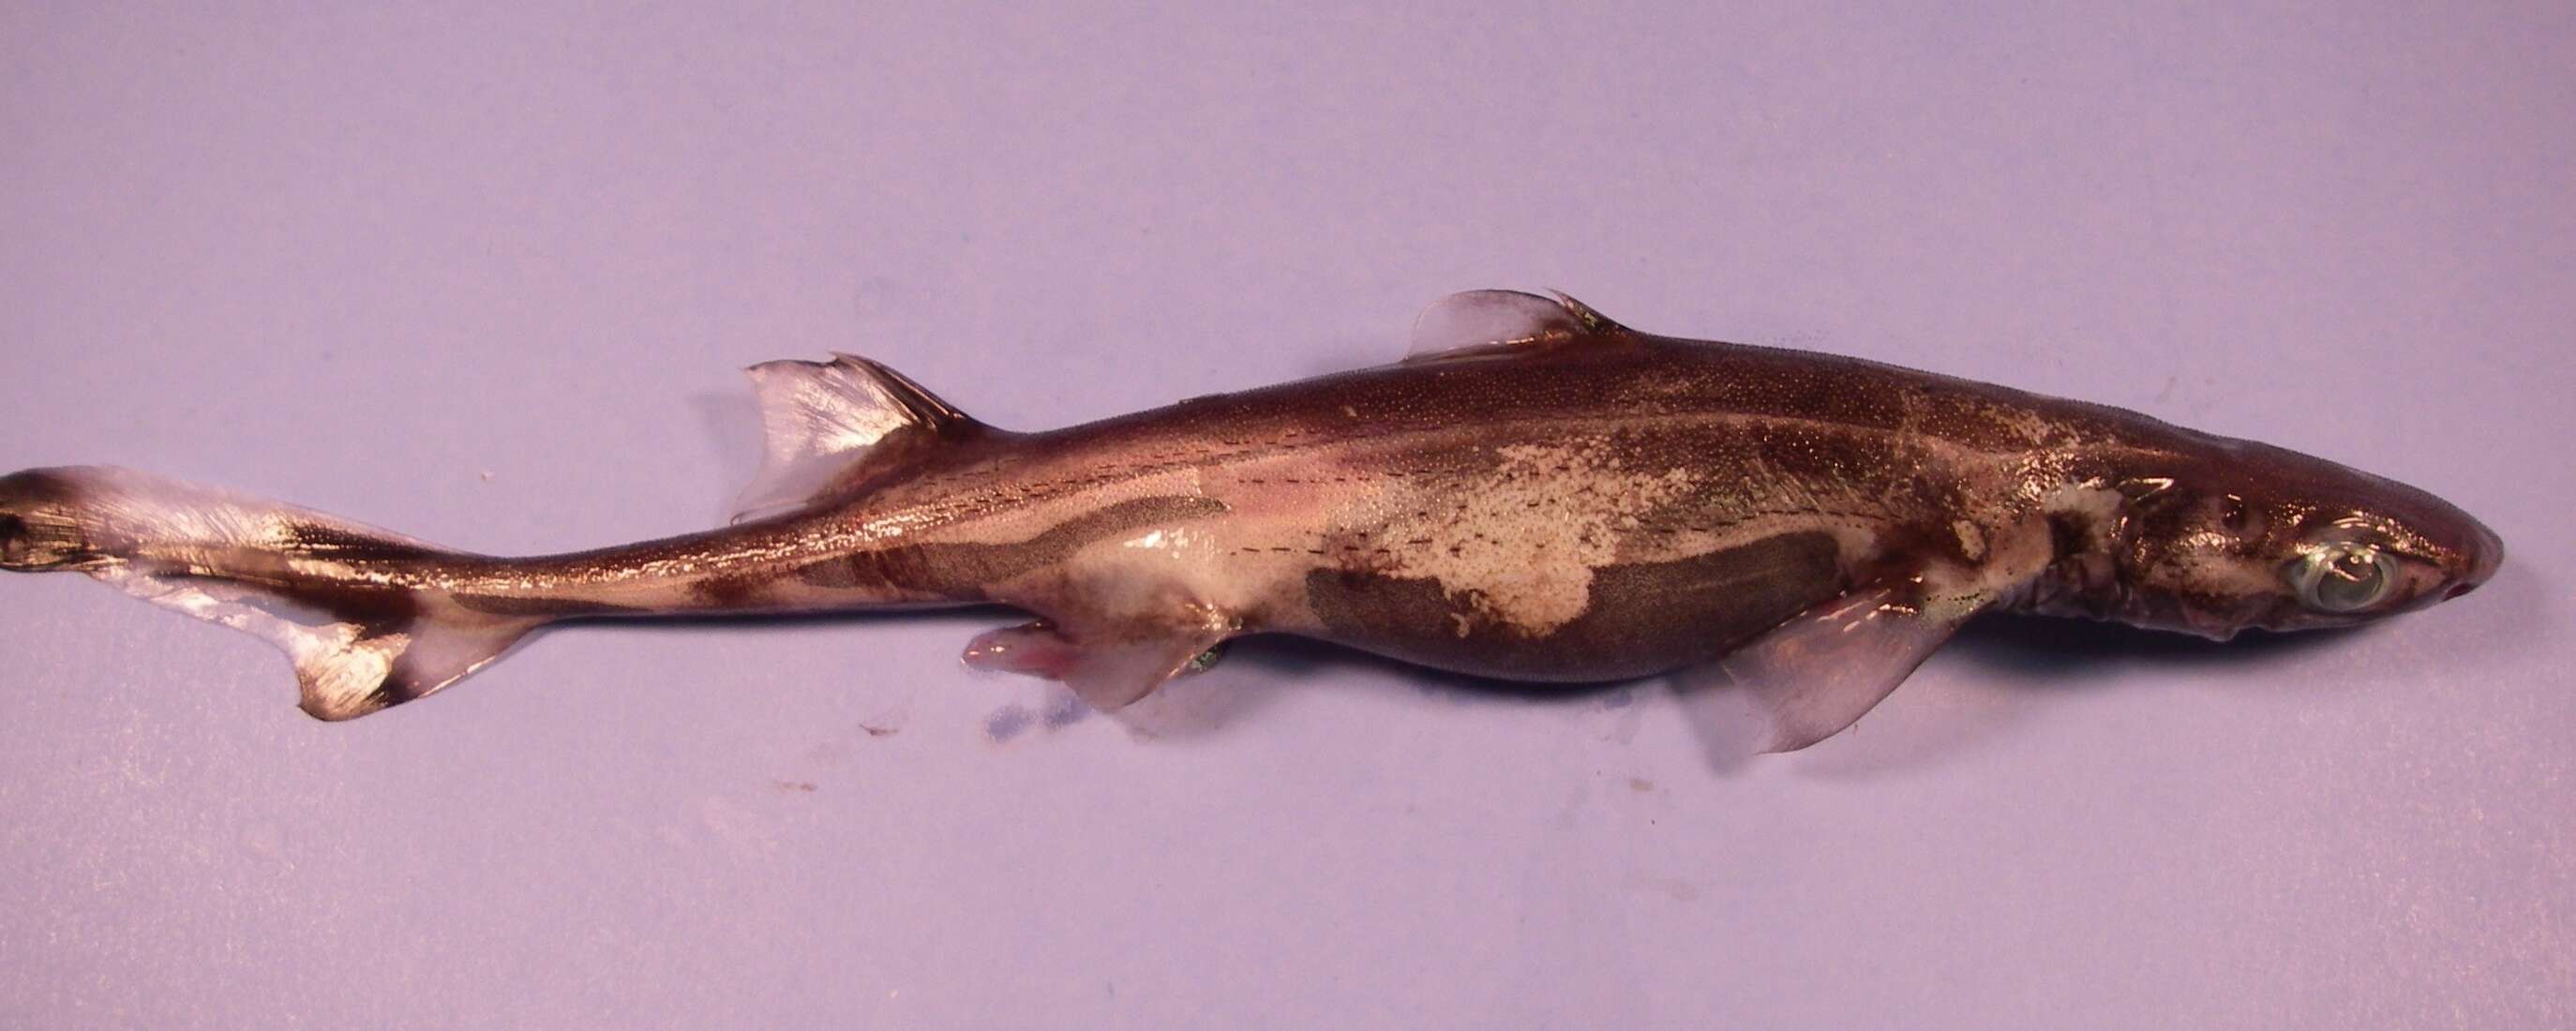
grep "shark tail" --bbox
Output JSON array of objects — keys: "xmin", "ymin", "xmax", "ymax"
[{"xmin": 0, "ymin": 465, "xmax": 538, "ymax": 721}]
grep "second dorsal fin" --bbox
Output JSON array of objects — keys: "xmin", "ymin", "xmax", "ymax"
[
  {"xmin": 733, "ymin": 353, "xmax": 984, "ymax": 522},
  {"xmin": 1404, "ymin": 289, "xmax": 1625, "ymax": 365}
]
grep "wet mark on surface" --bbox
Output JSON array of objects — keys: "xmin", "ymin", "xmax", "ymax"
[
  {"xmin": 984, "ymin": 691, "xmax": 1088, "ymax": 742},
  {"xmin": 1604, "ymin": 698, "xmax": 1645, "ymax": 745},
  {"xmin": 1041, "ymin": 694, "xmax": 1090, "ymax": 729},
  {"xmin": 985, "ymin": 704, "xmax": 1036, "ymax": 742},
  {"xmin": 853, "ymin": 699, "xmax": 913, "ymax": 740},
  {"xmin": 767, "ymin": 703, "xmax": 913, "ymax": 791}
]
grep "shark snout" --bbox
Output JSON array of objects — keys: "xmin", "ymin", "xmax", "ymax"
[
  {"xmin": 2449, "ymin": 517, "xmax": 2504, "ymax": 598},
  {"xmin": 2404, "ymin": 493, "xmax": 2504, "ymax": 604}
]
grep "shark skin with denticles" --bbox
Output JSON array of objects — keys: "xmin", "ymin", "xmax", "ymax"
[{"xmin": 0, "ymin": 290, "xmax": 2501, "ymax": 754}]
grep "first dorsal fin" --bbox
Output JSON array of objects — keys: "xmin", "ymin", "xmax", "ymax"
[
  {"xmin": 1404, "ymin": 289, "xmax": 1626, "ymax": 365},
  {"xmin": 734, "ymin": 353, "xmax": 984, "ymax": 522}
]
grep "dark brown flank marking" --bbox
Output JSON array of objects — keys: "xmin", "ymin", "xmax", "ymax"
[
  {"xmin": 1304, "ymin": 530, "xmax": 1845, "ymax": 682},
  {"xmin": 450, "ymin": 593, "xmax": 650, "ymax": 617},
  {"xmin": 690, "ymin": 574, "xmax": 769, "ymax": 606},
  {"xmin": 284, "ymin": 523, "xmax": 449, "ymax": 563},
  {"xmin": 791, "ymin": 495, "xmax": 1228, "ymax": 593}
]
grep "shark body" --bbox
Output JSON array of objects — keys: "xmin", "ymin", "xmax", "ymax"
[{"xmin": 0, "ymin": 291, "xmax": 2500, "ymax": 751}]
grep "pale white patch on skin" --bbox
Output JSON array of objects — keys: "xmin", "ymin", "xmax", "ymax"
[
  {"xmin": 1980, "ymin": 400, "xmax": 2078, "ymax": 449},
  {"xmin": 1915, "ymin": 512, "xmax": 2055, "ymax": 622},
  {"xmin": 1361, "ymin": 440, "xmax": 1705, "ymax": 637},
  {"xmin": 928, "ymin": 464, "xmax": 1318, "ymax": 632},
  {"xmin": 1121, "ymin": 529, "xmax": 1181, "ymax": 551},
  {"xmin": 2044, "ymin": 483, "xmax": 2129, "ymax": 528},
  {"xmin": 1952, "ymin": 518, "xmax": 1986, "ymax": 561},
  {"xmin": 2166, "ymin": 504, "xmax": 2298, "ymax": 600}
]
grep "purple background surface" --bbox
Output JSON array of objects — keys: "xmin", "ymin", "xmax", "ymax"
[{"xmin": 3, "ymin": 5, "xmax": 2569, "ymax": 1027}]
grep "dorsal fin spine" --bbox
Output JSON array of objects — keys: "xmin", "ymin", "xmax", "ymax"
[
  {"xmin": 1404, "ymin": 289, "xmax": 1627, "ymax": 365},
  {"xmin": 1547, "ymin": 290, "xmax": 1625, "ymax": 336},
  {"xmin": 830, "ymin": 353, "xmax": 977, "ymax": 437}
]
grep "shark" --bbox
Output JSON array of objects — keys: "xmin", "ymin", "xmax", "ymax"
[{"xmin": 0, "ymin": 290, "xmax": 2502, "ymax": 752}]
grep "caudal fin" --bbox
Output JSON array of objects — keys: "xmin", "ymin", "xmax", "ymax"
[{"xmin": 0, "ymin": 466, "xmax": 537, "ymax": 720}]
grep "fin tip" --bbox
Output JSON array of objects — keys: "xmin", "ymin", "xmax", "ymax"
[{"xmin": 1405, "ymin": 288, "xmax": 1624, "ymax": 364}]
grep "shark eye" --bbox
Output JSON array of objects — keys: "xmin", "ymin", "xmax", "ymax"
[{"xmin": 2292, "ymin": 544, "xmax": 2395, "ymax": 613}]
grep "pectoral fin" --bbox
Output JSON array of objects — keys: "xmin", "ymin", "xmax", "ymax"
[
  {"xmin": 1676, "ymin": 582, "xmax": 1975, "ymax": 756},
  {"xmin": 961, "ymin": 619, "xmax": 1232, "ymax": 711}
]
